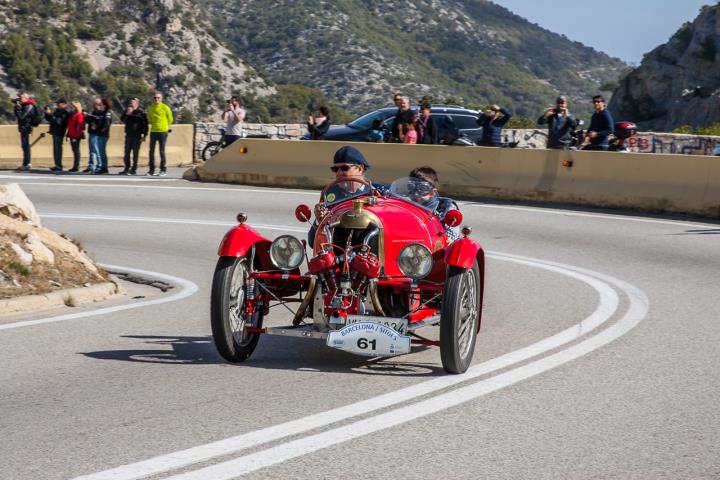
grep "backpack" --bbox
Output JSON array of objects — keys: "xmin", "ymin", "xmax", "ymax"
[{"xmin": 29, "ymin": 104, "xmax": 42, "ymax": 127}]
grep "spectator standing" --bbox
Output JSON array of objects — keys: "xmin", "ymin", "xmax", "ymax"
[
  {"xmin": 14, "ymin": 90, "xmax": 41, "ymax": 171},
  {"xmin": 403, "ymin": 120, "xmax": 418, "ymax": 144},
  {"xmin": 222, "ymin": 96, "xmax": 246, "ymax": 145},
  {"xmin": 120, "ymin": 97, "xmax": 149, "ymax": 175},
  {"xmin": 66, "ymin": 101, "xmax": 85, "ymax": 172},
  {"xmin": 478, "ymin": 104, "xmax": 512, "ymax": 147},
  {"xmin": 582, "ymin": 95, "xmax": 614, "ymax": 151},
  {"xmin": 84, "ymin": 98, "xmax": 103, "ymax": 173},
  {"xmin": 45, "ymin": 99, "xmax": 72, "ymax": 172},
  {"xmin": 391, "ymin": 96, "xmax": 414, "ymax": 143},
  {"xmin": 147, "ymin": 92, "xmax": 174, "ymax": 176},
  {"xmin": 89, "ymin": 97, "xmax": 113, "ymax": 174},
  {"xmin": 306, "ymin": 106, "xmax": 331, "ymax": 140},
  {"xmin": 417, "ymin": 104, "xmax": 438, "ymax": 144},
  {"xmin": 392, "ymin": 93, "xmax": 403, "ymax": 108},
  {"xmin": 537, "ymin": 95, "xmax": 579, "ymax": 149}
]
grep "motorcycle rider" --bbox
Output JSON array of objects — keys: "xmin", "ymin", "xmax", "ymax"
[{"xmin": 537, "ymin": 95, "xmax": 579, "ymax": 149}]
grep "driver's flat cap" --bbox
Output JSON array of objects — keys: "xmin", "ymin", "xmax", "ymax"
[{"xmin": 333, "ymin": 146, "xmax": 370, "ymax": 170}]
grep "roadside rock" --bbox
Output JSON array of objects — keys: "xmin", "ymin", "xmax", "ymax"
[
  {"xmin": 0, "ymin": 183, "xmax": 41, "ymax": 226},
  {"xmin": 10, "ymin": 242, "xmax": 33, "ymax": 266},
  {"xmin": 25, "ymin": 234, "xmax": 55, "ymax": 264}
]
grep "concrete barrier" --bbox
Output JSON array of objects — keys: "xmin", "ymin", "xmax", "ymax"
[
  {"xmin": 0, "ymin": 125, "xmax": 194, "ymax": 169},
  {"xmin": 193, "ymin": 139, "xmax": 720, "ymax": 219}
]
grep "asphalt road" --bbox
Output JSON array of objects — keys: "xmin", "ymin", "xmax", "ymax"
[{"xmin": 1, "ymin": 169, "xmax": 719, "ymax": 480}]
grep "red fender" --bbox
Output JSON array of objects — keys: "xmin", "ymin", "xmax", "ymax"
[
  {"xmin": 445, "ymin": 236, "xmax": 483, "ymax": 269},
  {"xmin": 444, "ymin": 236, "xmax": 485, "ymax": 331},
  {"xmin": 217, "ymin": 224, "xmax": 271, "ymax": 259}
]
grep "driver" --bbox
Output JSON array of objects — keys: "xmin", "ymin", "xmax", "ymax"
[
  {"xmin": 308, "ymin": 146, "xmax": 374, "ymax": 244},
  {"xmin": 408, "ymin": 166, "xmax": 460, "ymax": 240}
]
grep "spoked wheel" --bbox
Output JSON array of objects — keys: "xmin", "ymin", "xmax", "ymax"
[
  {"xmin": 201, "ymin": 141, "xmax": 223, "ymax": 161},
  {"xmin": 211, "ymin": 256, "xmax": 263, "ymax": 362},
  {"xmin": 440, "ymin": 261, "xmax": 481, "ymax": 374}
]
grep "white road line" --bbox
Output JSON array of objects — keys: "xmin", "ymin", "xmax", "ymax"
[
  {"xmin": 40, "ymin": 213, "xmax": 308, "ymax": 233},
  {"xmin": 0, "ymin": 174, "xmax": 180, "ymax": 182},
  {"xmin": 71, "ymin": 253, "xmax": 620, "ymax": 480},
  {"xmin": 161, "ymin": 261, "xmax": 648, "ymax": 480},
  {"xmin": 463, "ymin": 202, "xmax": 718, "ymax": 229},
  {"xmin": 14, "ymin": 181, "xmax": 319, "ymax": 195},
  {"xmin": 0, "ymin": 264, "xmax": 198, "ymax": 331}
]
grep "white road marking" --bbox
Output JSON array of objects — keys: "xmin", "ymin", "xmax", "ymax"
[
  {"xmin": 0, "ymin": 265, "xmax": 197, "ymax": 331},
  {"xmin": 0, "ymin": 174, "xmax": 180, "ymax": 182},
  {"xmin": 462, "ymin": 202, "xmax": 718, "ymax": 229},
  {"xmin": 41, "ymin": 213, "xmax": 308, "ymax": 233},
  {"xmin": 71, "ymin": 253, "xmax": 621, "ymax": 480},
  {"xmin": 161, "ymin": 259, "xmax": 648, "ymax": 480},
  {"xmin": 13, "ymin": 180, "xmax": 319, "ymax": 195}
]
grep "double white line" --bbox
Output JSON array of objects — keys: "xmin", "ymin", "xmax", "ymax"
[{"xmin": 72, "ymin": 251, "xmax": 648, "ymax": 480}]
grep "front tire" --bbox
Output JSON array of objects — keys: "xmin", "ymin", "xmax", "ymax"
[
  {"xmin": 211, "ymin": 256, "xmax": 263, "ymax": 362},
  {"xmin": 440, "ymin": 262, "xmax": 481, "ymax": 374},
  {"xmin": 202, "ymin": 141, "xmax": 223, "ymax": 161}
]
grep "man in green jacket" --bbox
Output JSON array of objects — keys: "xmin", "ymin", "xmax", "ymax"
[{"xmin": 147, "ymin": 92, "xmax": 174, "ymax": 176}]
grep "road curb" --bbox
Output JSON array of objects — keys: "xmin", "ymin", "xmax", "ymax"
[{"xmin": 0, "ymin": 280, "xmax": 123, "ymax": 317}]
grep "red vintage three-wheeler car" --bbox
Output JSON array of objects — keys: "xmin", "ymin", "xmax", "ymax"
[{"xmin": 210, "ymin": 177, "xmax": 485, "ymax": 373}]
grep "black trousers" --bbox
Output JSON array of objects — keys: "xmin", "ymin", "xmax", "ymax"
[
  {"xmin": 124, "ymin": 135, "xmax": 142, "ymax": 171},
  {"xmin": 52, "ymin": 135, "xmax": 63, "ymax": 168},
  {"xmin": 69, "ymin": 138, "xmax": 81, "ymax": 170}
]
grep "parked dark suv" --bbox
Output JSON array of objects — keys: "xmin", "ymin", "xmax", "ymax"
[{"xmin": 301, "ymin": 105, "xmax": 482, "ymax": 144}]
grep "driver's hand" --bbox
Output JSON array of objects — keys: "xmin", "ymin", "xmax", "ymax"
[{"xmin": 314, "ymin": 202, "xmax": 328, "ymax": 220}]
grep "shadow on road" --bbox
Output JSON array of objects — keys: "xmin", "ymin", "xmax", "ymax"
[
  {"xmin": 674, "ymin": 228, "xmax": 720, "ymax": 235},
  {"xmin": 80, "ymin": 334, "xmax": 446, "ymax": 377}
]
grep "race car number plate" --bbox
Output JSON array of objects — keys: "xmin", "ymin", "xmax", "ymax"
[
  {"xmin": 326, "ymin": 322, "xmax": 411, "ymax": 357},
  {"xmin": 345, "ymin": 315, "xmax": 408, "ymax": 334}
]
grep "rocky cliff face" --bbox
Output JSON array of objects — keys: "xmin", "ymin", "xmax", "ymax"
[{"xmin": 609, "ymin": 5, "xmax": 720, "ymax": 131}]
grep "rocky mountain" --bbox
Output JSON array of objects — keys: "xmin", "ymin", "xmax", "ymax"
[
  {"xmin": 0, "ymin": 0, "xmax": 341, "ymax": 122},
  {"xmin": 0, "ymin": 0, "xmax": 627, "ymax": 124},
  {"xmin": 201, "ymin": 0, "xmax": 627, "ymax": 119},
  {"xmin": 609, "ymin": 4, "xmax": 720, "ymax": 131}
]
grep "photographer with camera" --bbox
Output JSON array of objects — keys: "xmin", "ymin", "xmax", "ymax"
[
  {"xmin": 13, "ymin": 90, "xmax": 42, "ymax": 171},
  {"xmin": 537, "ymin": 95, "xmax": 579, "ymax": 149},
  {"xmin": 222, "ymin": 96, "xmax": 245, "ymax": 146}
]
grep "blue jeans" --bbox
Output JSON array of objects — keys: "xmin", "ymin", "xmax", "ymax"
[
  {"xmin": 149, "ymin": 132, "xmax": 168, "ymax": 172},
  {"xmin": 88, "ymin": 134, "xmax": 100, "ymax": 171},
  {"xmin": 52, "ymin": 135, "xmax": 64, "ymax": 169},
  {"xmin": 96, "ymin": 136, "xmax": 109, "ymax": 171},
  {"xmin": 20, "ymin": 130, "xmax": 31, "ymax": 166}
]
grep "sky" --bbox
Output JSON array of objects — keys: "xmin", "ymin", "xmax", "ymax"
[{"xmin": 492, "ymin": 0, "xmax": 712, "ymax": 64}]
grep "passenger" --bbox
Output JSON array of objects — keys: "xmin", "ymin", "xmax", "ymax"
[
  {"xmin": 477, "ymin": 104, "xmax": 512, "ymax": 147},
  {"xmin": 537, "ymin": 95, "xmax": 579, "ymax": 149},
  {"xmin": 408, "ymin": 166, "xmax": 460, "ymax": 240}
]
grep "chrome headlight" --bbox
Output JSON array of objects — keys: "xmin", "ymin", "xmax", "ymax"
[
  {"xmin": 270, "ymin": 235, "xmax": 304, "ymax": 270},
  {"xmin": 397, "ymin": 243, "xmax": 432, "ymax": 280}
]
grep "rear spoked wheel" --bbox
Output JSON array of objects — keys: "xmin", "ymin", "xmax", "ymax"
[
  {"xmin": 440, "ymin": 261, "xmax": 481, "ymax": 374},
  {"xmin": 211, "ymin": 256, "xmax": 263, "ymax": 362}
]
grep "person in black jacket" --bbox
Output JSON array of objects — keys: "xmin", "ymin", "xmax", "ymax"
[
  {"xmin": 478, "ymin": 104, "xmax": 512, "ymax": 147},
  {"xmin": 45, "ymin": 99, "xmax": 72, "ymax": 172},
  {"xmin": 417, "ymin": 104, "xmax": 438, "ymax": 144},
  {"xmin": 391, "ymin": 96, "xmax": 415, "ymax": 143},
  {"xmin": 306, "ymin": 106, "xmax": 331, "ymax": 140},
  {"xmin": 582, "ymin": 95, "xmax": 614, "ymax": 151},
  {"xmin": 86, "ymin": 97, "xmax": 113, "ymax": 174},
  {"xmin": 537, "ymin": 95, "xmax": 579, "ymax": 149},
  {"xmin": 14, "ymin": 90, "xmax": 40, "ymax": 171},
  {"xmin": 120, "ymin": 97, "xmax": 149, "ymax": 175}
]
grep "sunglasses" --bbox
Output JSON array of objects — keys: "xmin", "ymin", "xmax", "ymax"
[
  {"xmin": 593, "ymin": 100, "xmax": 603, "ymax": 104},
  {"xmin": 330, "ymin": 165, "xmax": 357, "ymax": 172}
]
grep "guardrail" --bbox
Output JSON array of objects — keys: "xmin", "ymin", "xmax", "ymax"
[{"xmin": 192, "ymin": 138, "xmax": 720, "ymax": 219}]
